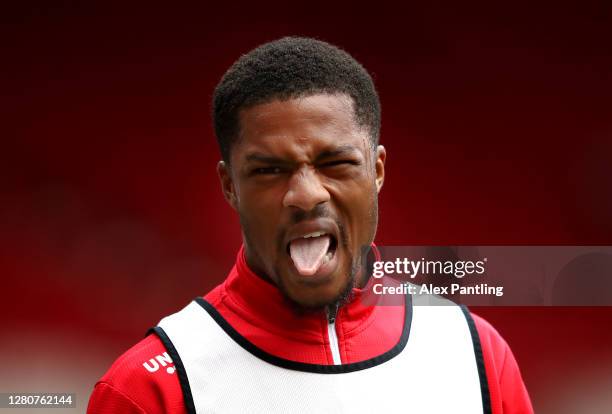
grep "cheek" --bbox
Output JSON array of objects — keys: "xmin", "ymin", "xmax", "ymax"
[
  {"xmin": 355, "ymin": 190, "xmax": 378, "ymax": 234},
  {"xmin": 333, "ymin": 180, "xmax": 378, "ymax": 242},
  {"xmin": 246, "ymin": 185, "xmax": 284, "ymax": 210},
  {"xmin": 237, "ymin": 186, "xmax": 284, "ymax": 237}
]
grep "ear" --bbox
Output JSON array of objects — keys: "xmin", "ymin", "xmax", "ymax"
[
  {"xmin": 375, "ymin": 145, "xmax": 386, "ymax": 193},
  {"xmin": 217, "ymin": 160, "xmax": 238, "ymax": 210}
]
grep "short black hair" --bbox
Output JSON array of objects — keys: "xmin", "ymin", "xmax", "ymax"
[{"xmin": 212, "ymin": 36, "xmax": 381, "ymax": 163}]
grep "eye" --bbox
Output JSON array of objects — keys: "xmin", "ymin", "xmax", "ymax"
[{"xmin": 252, "ymin": 166, "xmax": 283, "ymax": 175}]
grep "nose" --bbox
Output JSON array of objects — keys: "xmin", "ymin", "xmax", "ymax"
[{"xmin": 282, "ymin": 166, "xmax": 330, "ymax": 211}]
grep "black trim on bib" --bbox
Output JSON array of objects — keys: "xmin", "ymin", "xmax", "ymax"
[
  {"xmin": 460, "ymin": 305, "xmax": 492, "ymax": 414},
  {"xmin": 192, "ymin": 292, "xmax": 413, "ymax": 374},
  {"xmin": 149, "ymin": 326, "xmax": 197, "ymax": 414}
]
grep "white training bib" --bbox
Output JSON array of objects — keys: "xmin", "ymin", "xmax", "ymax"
[{"xmin": 155, "ymin": 293, "xmax": 488, "ymax": 414}]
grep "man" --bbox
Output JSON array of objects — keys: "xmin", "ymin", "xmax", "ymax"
[{"xmin": 88, "ymin": 37, "xmax": 532, "ymax": 413}]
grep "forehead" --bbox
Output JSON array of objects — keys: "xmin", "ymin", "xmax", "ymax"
[{"xmin": 233, "ymin": 94, "xmax": 369, "ymax": 161}]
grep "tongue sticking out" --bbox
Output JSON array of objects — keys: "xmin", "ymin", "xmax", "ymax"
[{"xmin": 289, "ymin": 235, "xmax": 331, "ymax": 276}]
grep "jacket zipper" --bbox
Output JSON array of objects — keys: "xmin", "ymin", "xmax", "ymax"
[{"xmin": 326, "ymin": 304, "xmax": 342, "ymax": 365}]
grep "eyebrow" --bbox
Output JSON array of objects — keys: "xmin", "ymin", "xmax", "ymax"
[
  {"xmin": 314, "ymin": 145, "xmax": 360, "ymax": 162},
  {"xmin": 244, "ymin": 145, "xmax": 360, "ymax": 164},
  {"xmin": 244, "ymin": 153, "xmax": 289, "ymax": 164}
]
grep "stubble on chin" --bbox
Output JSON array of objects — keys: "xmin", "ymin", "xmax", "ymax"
[{"xmin": 273, "ymin": 255, "xmax": 360, "ymax": 315}]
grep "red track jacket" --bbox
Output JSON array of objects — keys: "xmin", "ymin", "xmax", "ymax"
[{"xmin": 88, "ymin": 247, "xmax": 533, "ymax": 413}]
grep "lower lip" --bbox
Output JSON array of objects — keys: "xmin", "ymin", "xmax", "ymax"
[{"xmin": 288, "ymin": 245, "xmax": 340, "ymax": 282}]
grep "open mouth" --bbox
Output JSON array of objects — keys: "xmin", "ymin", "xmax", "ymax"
[{"xmin": 286, "ymin": 232, "xmax": 338, "ymax": 276}]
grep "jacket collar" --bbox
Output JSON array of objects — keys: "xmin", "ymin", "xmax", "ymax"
[{"xmin": 221, "ymin": 244, "xmax": 382, "ymax": 343}]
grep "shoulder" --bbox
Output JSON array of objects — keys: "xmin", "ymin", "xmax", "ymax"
[
  {"xmin": 87, "ymin": 288, "xmax": 227, "ymax": 414},
  {"xmin": 469, "ymin": 311, "xmax": 509, "ymax": 365},
  {"xmin": 468, "ymin": 310, "xmax": 534, "ymax": 414},
  {"xmin": 87, "ymin": 333, "xmax": 185, "ymax": 414}
]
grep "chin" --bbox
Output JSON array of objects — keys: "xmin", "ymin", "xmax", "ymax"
[{"xmin": 282, "ymin": 272, "xmax": 355, "ymax": 311}]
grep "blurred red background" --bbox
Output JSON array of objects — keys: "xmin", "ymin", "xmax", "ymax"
[{"xmin": 2, "ymin": 2, "xmax": 611, "ymax": 412}]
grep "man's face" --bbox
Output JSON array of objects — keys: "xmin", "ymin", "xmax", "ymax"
[{"xmin": 218, "ymin": 93, "xmax": 385, "ymax": 309}]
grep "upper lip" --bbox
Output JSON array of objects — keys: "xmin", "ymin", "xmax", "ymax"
[{"xmin": 284, "ymin": 218, "xmax": 339, "ymax": 249}]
